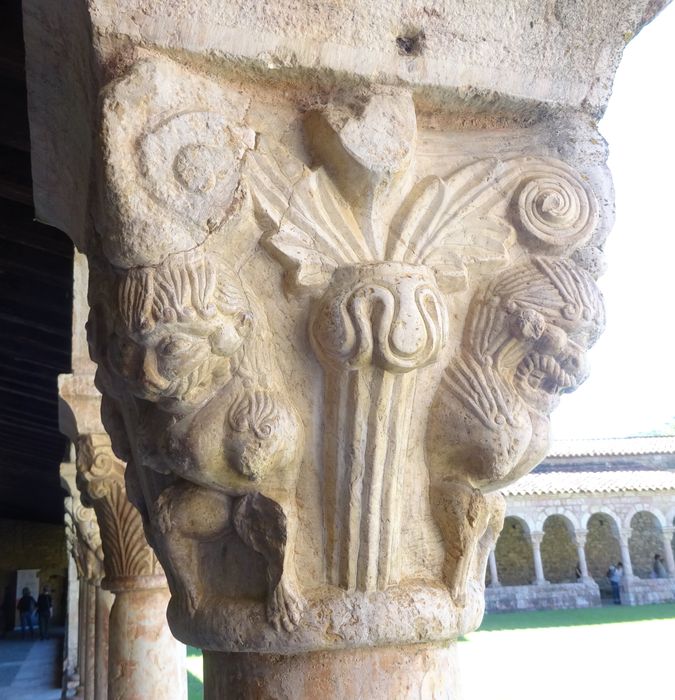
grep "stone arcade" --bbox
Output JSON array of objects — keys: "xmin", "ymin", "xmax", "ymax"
[{"xmin": 22, "ymin": 1, "xmax": 670, "ymax": 697}]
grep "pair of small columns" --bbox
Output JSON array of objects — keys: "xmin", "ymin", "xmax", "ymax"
[
  {"xmin": 614, "ymin": 527, "xmax": 674, "ymax": 579},
  {"xmin": 62, "ymin": 439, "xmax": 186, "ymax": 700},
  {"xmin": 63, "ymin": 479, "xmax": 112, "ymax": 700}
]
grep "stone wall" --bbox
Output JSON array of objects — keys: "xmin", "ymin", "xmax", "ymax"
[
  {"xmin": 629, "ymin": 511, "xmax": 666, "ymax": 579},
  {"xmin": 585, "ymin": 513, "xmax": 621, "ymax": 588},
  {"xmin": 541, "ymin": 515, "xmax": 578, "ymax": 583},
  {"xmin": 623, "ymin": 578, "xmax": 675, "ymax": 605},
  {"xmin": 0, "ymin": 518, "xmax": 68, "ymax": 626},
  {"xmin": 486, "ymin": 581, "xmax": 601, "ymax": 613},
  {"xmin": 495, "ymin": 517, "xmax": 535, "ymax": 585}
]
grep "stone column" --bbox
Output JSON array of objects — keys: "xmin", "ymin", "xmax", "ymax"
[
  {"xmin": 25, "ymin": 2, "xmax": 668, "ymax": 696},
  {"xmin": 76, "ymin": 512, "xmax": 106, "ymax": 700},
  {"xmin": 63, "ymin": 499, "xmax": 81, "ymax": 693},
  {"xmin": 619, "ymin": 530, "xmax": 635, "ymax": 578},
  {"xmin": 661, "ymin": 527, "xmax": 675, "ymax": 577},
  {"xmin": 75, "ymin": 433, "xmax": 187, "ymax": 700},
  {"xmin": 574, "ymin": 529, "xmax": 591, "ymax": 581},
  {"xmin": 488, "ymin": 549, "xmax": 501, "ymax": 587},
  {"xmin": 530, "ymin": 532, "xmax": 548, "ymax": 585},
  {"xmin": 63, "ymin": 463, "xmax": 107, "ymax": 700}
]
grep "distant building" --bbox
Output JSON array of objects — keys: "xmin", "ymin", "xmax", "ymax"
[{"xmin": 486, "ymin": 437, "xmax": 675, "ymax": 611}]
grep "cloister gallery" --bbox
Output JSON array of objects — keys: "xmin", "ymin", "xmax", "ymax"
[{"xmin": 0, "ymin": 1, "xmax": 673, "ymax": 699}]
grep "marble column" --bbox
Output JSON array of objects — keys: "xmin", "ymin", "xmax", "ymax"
[
  {"xmin": 488, "ymin": 550, "xmax": 501, "ymax": 588},
  {"xmin": 62, "ymin": 463, "xmax": 107, "ymax": 700},
  {"xmin": 63, "ymin": 499, "xmax": 81, "ymax": 693},
  {"xmin": 24, "ymin": 1, "xmax": 668, "ymax": 696},
  {"xmin": 661, "ymin": 527, "xmax": 675, "ymax": 577},
  {"xmin": 75, "ymin": 433, "xmax": 187, "ymax": 700},
  {"xmin": 530, "ymin": 532, "xmax": 548, "ymax": 585},
  {"xmin": 574, "ymin": 529, "xmax": 591, "ymax": 580},
  {"xmin": 619, "ymin": 530, "xmax": 635, "ymax": 578}
]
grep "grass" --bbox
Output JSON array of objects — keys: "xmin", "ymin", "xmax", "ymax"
[
  {"xmin": 185, "ymin": 604, "xmax": 675, "ymax": 699},
  {"xmin": 476, "ymin": 601, "xmax": 675, "ymax": 631}
]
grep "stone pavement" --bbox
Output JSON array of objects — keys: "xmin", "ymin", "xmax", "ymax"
[{"xmin": 0, "ymin": 631, "xmax": 62, "ymax": 700}]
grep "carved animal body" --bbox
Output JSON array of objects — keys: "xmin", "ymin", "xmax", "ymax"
[
  {"xmin": 151, "ymin": 368, "xmax": 305, "ymax": 631},
  {"xmin": 426, "ymin": 256, "xmax": 605, "ymax": 602},
  {"xmin": 90, "ymin": 249, "xmax": 305, "ymax": 631}
]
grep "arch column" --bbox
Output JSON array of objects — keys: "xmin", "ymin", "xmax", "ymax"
[
  {"xmin": 574, "ymin": 529, "xmax": 591, "ymax": 581},
  {"xmin": 619, "ymin": 529, "xmax": 635, "ymax": 577},
  {"xmin": 662, "ymin": 527, "xmax": 675, "ymax": 577},
  {"xmin": 488, "ymin": 549, "xmax": 501, "ymax": 587},
  {"xmin": 530, "ymin": 532, "xmax": 548, "ymax": 585}
]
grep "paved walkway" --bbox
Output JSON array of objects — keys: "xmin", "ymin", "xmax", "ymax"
[{"xmin": 0, "ymin": 631, "xmax": 62, "ymax": 700}]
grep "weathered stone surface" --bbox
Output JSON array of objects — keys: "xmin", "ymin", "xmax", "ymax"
[
  {"xmin": 23, "ymin": 1, "xmax": 670, "ymax": 696},
  {"xmin": 71, "ymin": 52, "xmax": 612, "ymax": 658}
]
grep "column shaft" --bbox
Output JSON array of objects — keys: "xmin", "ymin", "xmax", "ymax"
[
  {"xmin": 619, "ymin": 536, "xmax": 634, "ymax": 577},
  {"xmin": 574, "ymin": 531, "xmax": 590, "ymax": 579},
  {"xmin": 488, "ymin": 549, "xmax": 500, "ymax": 587},
  {"xmin": 95, "ymin": 587, "xmax": 114, "ymax": 700},
  {"xmin": 662, "ymin": 529, "xmax": 675, "ymax": 576},
  {"xmin": 204, "ymin": 644, "xmax": 459, "ymax": 699},
  {"xmin": 107, "ymin": 587, "xmax": 186, "ymax": 700},
  {"xmin": 84, "ymin": 583, "xmax": 97, "ymax": 700},
  {"xmin": 531, "ymin": 534, "xmax": 547, "ymax": 584}
]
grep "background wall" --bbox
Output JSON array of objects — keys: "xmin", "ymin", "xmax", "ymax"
[{"xmin": 0, "ymin": 518, "xmax": 67, "ymax": 627}]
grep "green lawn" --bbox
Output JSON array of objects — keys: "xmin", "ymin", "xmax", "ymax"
[{"xmin": 186, "ymin": 604, "xmax": 675, "ymax": 699}]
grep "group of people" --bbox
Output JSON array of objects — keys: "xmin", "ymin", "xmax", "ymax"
[
  {"xmin": 606, "ymin": 553, "xmax": 669, "ymax": 604},
  {"xmin": 15, "ymin": 586, "xmax": 52, "ymax": 640}
]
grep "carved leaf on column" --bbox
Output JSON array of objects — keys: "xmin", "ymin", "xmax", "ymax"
[
  {"xmin": 77, "ymin": 434, "xmax": 160, "ymax": 580},
  {"xmin": 249, "ymin": 144, "xmax": 598, "ymax": 296}
]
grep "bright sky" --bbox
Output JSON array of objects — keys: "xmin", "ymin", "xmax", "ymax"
[{"xmin": 551, "ymin": 3, "xmax": 675, "ymax": 441}]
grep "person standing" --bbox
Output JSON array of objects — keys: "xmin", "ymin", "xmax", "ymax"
[
  {"xmin": 16, "ymin": 588, "xmax": 36, "ymax": 638},
  {"xmin": 653, "ymin": 553, "xmax": 667, "ymax": 579},
  {"xmin": 607, "ymin": 563, "xmax": 623, "ymax": 604},
  {"xmin": 36, "ymin": 586, "xmax": 52, "ymax": 640}
]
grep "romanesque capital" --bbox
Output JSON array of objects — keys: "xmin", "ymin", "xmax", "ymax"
[
  {"xmin": 79, "ymin": 52, "xmax": 609, "ymax": 655},
  {"xmin": 63, "ymin": 464, "xmax": 105, "ymax": 586},
  {"xmin": 76, "ymin": 433, "xmax": 164, "ymax": 591},
  {"xmin": 26, "ymin": 1, "xmax": 669, "ymax": 695}
]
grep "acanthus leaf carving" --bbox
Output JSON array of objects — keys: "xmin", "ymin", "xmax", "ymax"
[{"xmin": 76, "ymin": 433, "xmax": 162, "ymax": 585}]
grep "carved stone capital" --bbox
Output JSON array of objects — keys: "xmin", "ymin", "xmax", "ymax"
[
  {"xmin": 574, "ymin": 529, "xmax": 589, "ymax": 548},
  {"xmin": 25, "ymin": 1, "xmax": 672, "ymax": 695},
  {"xmin": 62, "ymin": 465, "xmax": 105, "ymax": 585},
  {"xmin": 76, "ymin": 433, "xmax": 163, "ymax": 590},
  {"xmin": 530, "ymin": 532, "xmax": 545, "ymax": 548},
  {"xmin": 75, "ymin": 52, "xmax": 612, "ymax": 656}
]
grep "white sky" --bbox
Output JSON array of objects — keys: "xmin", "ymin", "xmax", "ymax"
[{"xmin": 551, "ymin": 3, "xmax": 675, "ymax": 440}]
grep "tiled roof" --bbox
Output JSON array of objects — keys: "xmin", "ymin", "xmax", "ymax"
[
  {"xmin": 502, "ymin": 469, "xmax": 675, "ymax": 496},
  {"xmin": 548, "ymin": 436, "xmax": 675, "ymax": 458}
]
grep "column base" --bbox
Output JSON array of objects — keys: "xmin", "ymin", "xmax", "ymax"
[{"xmin": 204, "ymin": 643, "xmax": 459, "ymax": 699}]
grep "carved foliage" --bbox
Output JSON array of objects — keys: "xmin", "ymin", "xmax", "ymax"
[{"xmin": 77, "ymin": 434, "xmax": 160, "ymax": 583}]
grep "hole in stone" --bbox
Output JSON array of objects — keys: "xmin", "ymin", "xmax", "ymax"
[{"xmin": 396, "ymin": 31, "xmax": 425, "ymax": 56}]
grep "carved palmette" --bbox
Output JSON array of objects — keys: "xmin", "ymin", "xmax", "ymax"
[{"xmin": 76, "ymin": 434, "xmax": 161, "ymax": 586}]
